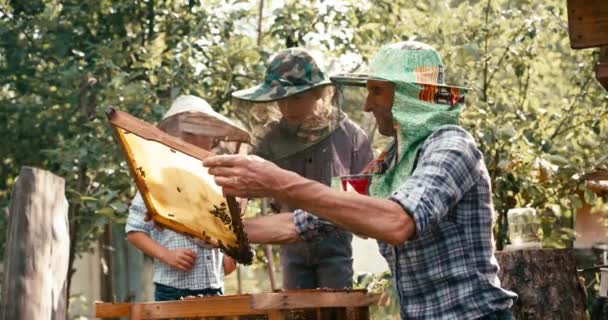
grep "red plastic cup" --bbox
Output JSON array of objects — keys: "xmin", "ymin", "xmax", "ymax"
[{"xmin": 339, "ymin": 174, "xmax": 372, "ymax": 195}]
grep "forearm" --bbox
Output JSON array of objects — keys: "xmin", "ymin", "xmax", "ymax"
[
  {"xmin": 244, "ymin": 213, "xmax": 300, "ymax": 244},
  {"xmin": 271, "ymin": 171, "xmax": 415, "ymax": 245},
  {"xmin": 223, "ymin": 256, "xmax": 236, "ymax": 275},
  {"xmin": 127, "ymin": 231, "xmax": 169, "ymax": 261}
]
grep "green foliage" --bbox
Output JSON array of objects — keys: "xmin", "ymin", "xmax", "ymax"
[
  {"xmin": 0, "ymin": 1, "xmax": 266, "ymax": 292},
  {"xmin": 1, "ymin": 0, "xmax": 607, "ymax": 313}
]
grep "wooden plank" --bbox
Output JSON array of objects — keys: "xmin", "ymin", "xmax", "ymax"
[
  {"xmin": 567, "ymin": 0, "xmax": 608, "ymax": 49},
  {"xmin": 141, "ymin": 296, "xmax": 267, "ymax": 319},
  {"xmin": 96, "ymin": 296, "xmax": 269, "ymax": 319},
  {"xmin": 267, "ymin": 310, "xmax": 286, "ymax": 320},
  {"xmin": 251, "ymin": 291, "xmax": 380, "ymax": 310},
  {"xmin": 345, "ymin": 307, "xmax": 370, "ymax": 320},
  {"xmin": 0, "ymin": 167, "xmax": 70, "ymax": 320},
  {"xmin": 95, "ymin": 302, "xmax": 132, "ymax": 318},
  {"xmin": 129, "ymin": 304, "xmax": 143, "ymax": 320}
]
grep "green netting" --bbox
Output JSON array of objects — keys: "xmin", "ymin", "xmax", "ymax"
[
  {"xmin": 365, "ymin": 42, "xmax": 464, "ymax": 198},
  {"xmin": 368, "ymin": 82, "xmax": 461, "ymax": 198},
  {"xmin": 368, "ymin": 43, "xmax": 445, "ymax": 85}
]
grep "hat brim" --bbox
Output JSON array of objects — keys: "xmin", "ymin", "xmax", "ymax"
[
  {"xmin": 330, "ymin": 73, "xmax": 469, "ymax": 91},
  {"xmin": 232, "ymin": 79, "xmax": 332, "ymax": 103}
]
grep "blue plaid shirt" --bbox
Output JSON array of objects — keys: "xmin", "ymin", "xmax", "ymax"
[
  {"xmin": 125, "ymin": 193, "xmax": 225, "ymax": 291},
  {"xmin": 294, "ymin": 126, "xmax": 517, "ymax": 319}
]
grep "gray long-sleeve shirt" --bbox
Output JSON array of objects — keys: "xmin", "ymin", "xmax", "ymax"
[{"xmin": 256, "ymin": 118, "xmax": 374, "ymax": 211}]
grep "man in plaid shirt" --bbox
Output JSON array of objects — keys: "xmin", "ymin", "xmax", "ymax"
[{"xmin": 204, "ymin": 42, "xmax": 516, "ymax": 319}]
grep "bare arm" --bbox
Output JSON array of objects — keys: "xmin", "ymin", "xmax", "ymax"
[
  {"xmin": 273, "ymin": 171, "xmax": 415, "ymax": 245},
  {"xmin": 243, "ymin": 213, "xmax": 300, "ymax": 244},
  {"xmin": 205, "ymin": 156, "xmax": 415, "ymax": 245},
  {"xmin": 223, "ymin": 256, "xmax": 237, "ymax": 275}
]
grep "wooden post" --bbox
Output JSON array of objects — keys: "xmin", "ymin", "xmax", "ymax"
[
  {"xmin": 0, "ymin": 167, "xmax": 70, "ymax": 320},
  {"xmin": 261, "ymin": 199, "xmax": 278, "ymax": 291}
]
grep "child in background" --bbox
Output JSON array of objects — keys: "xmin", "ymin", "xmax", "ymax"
[{"xmin": 125, "ymin": 95, "xmax": 239, "ymax": 301}]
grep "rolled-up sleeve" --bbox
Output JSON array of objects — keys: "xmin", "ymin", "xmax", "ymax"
[
  {"xmin": 389, "ymin": 126, "xmax": 483, "ymax": 237},
  {"xmin": 125, "ymin": 192, "xmax": 154, "ymax": 234},
  {"xmin": 293, "ymin": 209, "xmax": 338, "ymax": 242}
]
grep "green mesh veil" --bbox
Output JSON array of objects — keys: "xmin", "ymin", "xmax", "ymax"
[
  {"xmin": 338, "ymin": 42, "xmax": 467, "ymax": 198},
  {"xmin": 368, "ymin": 82, "xmax": 461, "ymax": 198}
]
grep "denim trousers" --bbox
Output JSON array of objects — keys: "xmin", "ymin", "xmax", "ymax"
[
  {"xmin": 280, "ymin": 230, "xmax": 353, "ymax": 289},
  {"xmin": 154, "ymin": 282, "xmax": 222, "ymax": 301}
]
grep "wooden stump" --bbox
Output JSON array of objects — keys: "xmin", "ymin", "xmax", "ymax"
[
  {"xmin": 0, "ymin": 167, "xmax": 70, "ymax": 320},
  {"xmin": 496, "ymin": 248, "xmax": 587, "ymax": 319}
]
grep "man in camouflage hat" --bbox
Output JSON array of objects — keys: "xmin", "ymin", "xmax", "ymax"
[
  {"xmin": 232, "ymin": 48, "xmax": 374, "ymax": 290},
  {"xmin": 206, "ymin": 41, "xmax": 517, "ymax": 319}
]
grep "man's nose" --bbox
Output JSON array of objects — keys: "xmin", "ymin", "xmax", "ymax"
[{"xmin": 363, "ymin": 97, "xmax": 373, "ymax": 112}]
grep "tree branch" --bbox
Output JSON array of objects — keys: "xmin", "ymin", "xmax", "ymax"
[
  {"xmin": 481, "ymin": 0, "xmax": 492, "ymax": 102},
  {"xmin": 518, "ymin": 63, "xmax": 532, "ymax": 110},
  {"xmin": 147, "ymin": 0, "xmax": 155, "ymax": 43},
  {"xmin": 257, "ymin": 0, "xmax": 264, "ymax": 47},
  {"xmin": 486, "ymin": 23, "xmax": 530, "ymax": 87},
  {"xmin": 0, "ymin": 7, "xmax": 36, "ymax": 45},
  {"xmin": 548, "ymin": 73, "xmax": 594, "ymax": 140},
  {"xmin": 552, "ymin": 107, "xmax": 608, "ymax": 139}
]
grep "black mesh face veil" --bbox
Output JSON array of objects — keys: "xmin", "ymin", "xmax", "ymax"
[{"xmin": 234, "ymin": 85, "xmax": 344, "ymax": 161}]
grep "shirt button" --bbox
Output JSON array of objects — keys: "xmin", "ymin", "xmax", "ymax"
[{"xmin": 206, "ymin": 255, "xmax": 211, "ymax": 260}]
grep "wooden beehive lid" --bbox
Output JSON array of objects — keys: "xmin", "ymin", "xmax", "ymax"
[{"xmin": 567, "ymin": 0, "xmax": 608, "ymax": 49}]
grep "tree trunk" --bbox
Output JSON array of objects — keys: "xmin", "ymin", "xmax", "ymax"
[
  {"xmin": 1, "ymin": 167, "xmax": 70, "ymax": 320},
  {"xmin": 496, "ymin": 248, "xmax": 587, "ymax": 319}
]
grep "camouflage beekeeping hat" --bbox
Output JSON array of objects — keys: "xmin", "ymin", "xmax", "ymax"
[{"xmin": 232, "ymin": 48, "xmax": 332, "ymax": 102}]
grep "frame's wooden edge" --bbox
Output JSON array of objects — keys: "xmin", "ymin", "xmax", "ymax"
[
  {"xmin": 106, "ymin": 107, "xmax": 213, "ymax": 161},
  {"xmin": 250, "ymin": 291, "xmax": 381, "ymax": 310}
]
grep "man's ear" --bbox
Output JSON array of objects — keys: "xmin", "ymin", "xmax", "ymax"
[{"xmin": 387, "ymin": 82, "xmax": 396, "ymax": 108}]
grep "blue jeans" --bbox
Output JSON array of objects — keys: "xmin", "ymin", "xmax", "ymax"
[
  {"xmin": 479, "ymin": 309, "xmax": 513, "ymax": 320},
  {"xmin": 154, "ymin": 283, "xmax": 222, "ymax": 301},
  {"xmin": 281, "ymin": 230, "xmax": 353, "ymax": 289}
]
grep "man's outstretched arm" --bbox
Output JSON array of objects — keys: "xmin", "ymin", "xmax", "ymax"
[
  {"xmin": 205, "ymin": 156, "xmax": 415, "ymax": 245},
  {"xmin": 244, "ymin": 213, "xmax": 299, "ymax": 244}
]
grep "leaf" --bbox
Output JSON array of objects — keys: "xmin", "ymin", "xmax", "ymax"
[
  {"xmin": 584, "ymin": 190, "xmax": 597, "ymax": 206},
  {"xmin": 569, "ymin": 194, "xmax": 583, "ymax": 210},
  {"xmin": 544, "ymin": 154, "xmax": 570, "ymax": 167},
  {"xmin": 97, "ymin": 207, "xmax": 115, "ymax": 217},
  {"xmin": 496, "ymin": 122, "xmax": 516, "ymax": 140},
  {"xmin": 109, "ymin": 202, "xmax": 129, "ymax": 213}
]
